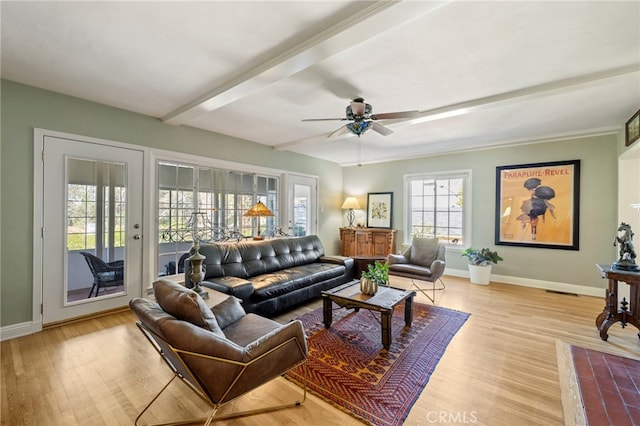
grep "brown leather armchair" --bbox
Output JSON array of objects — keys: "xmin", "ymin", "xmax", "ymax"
[
  {"xmin": 129, "ymin": 279, "xmax": 308, "ymax": 426},
  {"xmin": 387, "ymin": 237, "xmax": 446, "ymax": 303}
]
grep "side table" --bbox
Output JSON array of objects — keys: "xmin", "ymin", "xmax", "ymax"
[
  {"xmin": 353, "ymin": 255, "xmax": 387, "ymax": 279},
  {"xmin": 595, "ymin": 264, "xmax": 640, "ymax": 341}
]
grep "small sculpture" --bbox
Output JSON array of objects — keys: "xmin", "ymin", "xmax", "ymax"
[{"xmin": 612, "ymin": 222, "xmax": 639, "ymax": 271}]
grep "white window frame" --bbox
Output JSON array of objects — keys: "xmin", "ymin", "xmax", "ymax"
[
  {"xmin": 403, "ymin": 169, "xmax": 472, "ymax": 248},
  {"xmin": 150, "ymin": 149, "xmax": 290, "ymax": 277}
]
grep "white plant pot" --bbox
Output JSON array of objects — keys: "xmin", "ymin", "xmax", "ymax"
[{"xmin": 468, "ymin": 264, "xmax": 492, "ymax": 285}]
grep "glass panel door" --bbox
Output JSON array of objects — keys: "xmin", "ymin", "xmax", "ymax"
[
  {"xmin": 287, "ymin": 175, "xmax": 317, "ymax": 236},
  {"xmin": 42, "ymin": 136, "xmax": 143, "ymax": 324}
]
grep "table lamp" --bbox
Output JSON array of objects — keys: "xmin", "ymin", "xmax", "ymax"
[
  {"xmin": 244, "ymin": 201, "xmax": 274, "ymax": 240},
  {"xmin": 341, "ymin": 197, "xmax": 360, "ymax": 227}
]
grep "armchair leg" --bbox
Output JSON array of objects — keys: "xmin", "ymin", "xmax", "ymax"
[
  {"xmin": 88, "ymin": 281, "xmax": 97, "ymax": 298},
  {"xmin": 214, "ymin": 361, "xmax": 308, "ymax": 421},
  {"xmin": 411, "ymin": 278, "xmax": 446, "ymax": 304},
  {"xmin": 135, "ymin": 374, "xmax": 181, "ymax": 426},
  {"xmin": 135, "ymin": 363, "xmax": 308, "ymax": 426}
]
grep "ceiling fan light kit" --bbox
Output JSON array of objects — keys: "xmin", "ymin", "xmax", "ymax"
[
  {"xmin": 346, "ymin": 121, "xmax": 371, "ymax": 136},
  {"xmin": 347, "ymin": 98, "xmax": 371, "ymax": 118},
  {"xmin": 303, "ymin": 98, "xmax": 418, "ymax": 138}
]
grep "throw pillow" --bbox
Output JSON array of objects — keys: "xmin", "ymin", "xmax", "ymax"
[{"xmin": 153, "ymin": 279, "xmax": 224, "ymax": 337}]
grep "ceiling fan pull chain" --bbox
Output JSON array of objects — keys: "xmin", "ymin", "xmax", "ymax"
[{"xmin": 357, "ymin": 137, "xmax": 362, "ymax": 167}]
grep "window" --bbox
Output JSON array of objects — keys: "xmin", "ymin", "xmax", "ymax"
[
  {"xmin": 66, "ymin": 159, "xmax": 126, "ymax": 253},
  {"xmin": 405, "ymin": 171, "xmax": 470, "ymax": 246},
  {"xmin": 157, "ymin": 161, "xmax": 279, "ymax": 275},
  {"xmin": 67, "ymin": 183, "xmax": 97, "ymax": 250}
]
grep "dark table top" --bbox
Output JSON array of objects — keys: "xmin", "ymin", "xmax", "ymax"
[
  {"xmin": 322, "ymin": 280, "xmax": 415, "ymax": 310},
  {"xmin": 597, "ymin": 264, "xmax": 640, "ymax": 282}
]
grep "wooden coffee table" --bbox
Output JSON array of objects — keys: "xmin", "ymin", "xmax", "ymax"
[{"xmin": 322, "ymin": 281, "xmax": 416, "ymax": 349}]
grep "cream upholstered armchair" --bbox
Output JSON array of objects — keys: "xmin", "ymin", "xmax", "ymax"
[
  {"xmin": 387, "ymin": 237, "xmax": 446, "ymax": 303},
  {"xmin": 129, "ymin": 279, "xmax": 307, "ymax": 426}
]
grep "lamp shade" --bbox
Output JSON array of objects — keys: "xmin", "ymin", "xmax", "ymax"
[
  {"xmin": 244, "ymin": 201, "xmax": 274, "ymax": 217},
  {"xmin": 341, "ymin": 197, "xmax": 360, "ymax": 210}
]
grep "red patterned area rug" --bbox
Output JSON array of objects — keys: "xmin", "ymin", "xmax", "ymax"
[{"xmin": 285, "ymin": 302, "xmax": 469, "ymax": 426}]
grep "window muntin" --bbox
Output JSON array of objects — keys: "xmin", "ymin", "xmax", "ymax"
[
  {"xmin": 406, "ymin": 172, "xmax": 468, "ymax": 246},
  {"xmin": 67, "ymin": 184, "xmax": 97, "ymax": 250},
  {"xmin": 66, "ymin": 159, "xmax": 126, "ymax": 252},
  {"xmin": 157, "ymin": 161, "xmax": 279, "ymax": 275}
]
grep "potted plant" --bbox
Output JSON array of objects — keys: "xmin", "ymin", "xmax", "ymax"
[
  {"xmin": 360, "ymin": 261, "xmax": 389, "ymax": 295},
  {"xmin": 461, "ymin": 247, "xmax": 503, "ymax": 285}
]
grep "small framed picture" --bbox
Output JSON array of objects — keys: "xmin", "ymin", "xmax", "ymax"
[
  {"xmin": 626, "ymin": 109, "xmax": 640, "ymax": 147},
  {"xmin": 366, "ymin": 192, "xmax": 393, "ymax": 229}
]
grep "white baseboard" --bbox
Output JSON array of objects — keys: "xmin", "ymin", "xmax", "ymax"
[
  {"xmin": 445, "ymin": 268, "xmax": 605, "ymax": 298},
  {"xmin": 0, "ymin": 320, "xmax": 42, "ymax": 342}
]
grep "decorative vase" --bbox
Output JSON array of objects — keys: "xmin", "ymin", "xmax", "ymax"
[
  {"xmin": 360, "ymin": 277, "xmax": 378, "ymax": 295},
  {"xmin": 468, "ymin": 264, "xmax": 492, "ymax": 285},
  {"xmin": 188, "ymin": 241, "xmax": 209, "ymax": 299}
]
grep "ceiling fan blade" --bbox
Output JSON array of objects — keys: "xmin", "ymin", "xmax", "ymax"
[
  {"xmin": 371, "ymin": 110, "xmax": 419, "ymax": 120},
  {"xmin": 371, "ymin": 122, "xmax": 393, "ymax": 136},
  {"xmin": 302, "ymin": 118, "xmax": 346, "ymax": 122},
  {"xmin": 324, "ymin": 78, "xmax": 361, "ymax": 101},
  {"xmin": 328, "ymin": 125, "xmax": 352, "ymax": 138}
]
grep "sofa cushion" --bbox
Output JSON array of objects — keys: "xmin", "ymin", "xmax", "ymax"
[
  {"xmin": 153, "ymin": 279, "xmax": 224, "ymax": 337},
  {"xmin": 388, "ymin": 263, "xmax": 433, "ymax": 277},
  {"xmin": 251, "ymin": 263, "xmax": 344, "ymax": 300},
  {"xmin": 211, "ymin": 296, "xmax": 246, "ymax": 330},
  {"xmin": 203, "ymin": 276, "xmax": 254, "ymax": 300},
  {"xmin": 410, "ymin": 237, "xmax": 439, "ymax": 267}
]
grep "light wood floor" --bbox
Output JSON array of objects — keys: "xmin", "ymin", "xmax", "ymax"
[{"xmin": 2, "ymin": 276, "xmax": 639, "ymax": 425}]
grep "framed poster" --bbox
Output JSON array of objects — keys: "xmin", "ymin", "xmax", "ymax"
[
  {"xmin": 495, "ymin": 160, "xmax": 580, "ymax": 250},
  {"xmin": 366, "ymin": 192, "xmax": 393, "ymax": 229},
  {"xmin": 626, "ymin": 109, "xmax": 640, "ymax": 147}
]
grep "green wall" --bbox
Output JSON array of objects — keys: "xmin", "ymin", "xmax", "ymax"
[
  {"xmin": 343, "ymin": 134, "xmax": 618, "ymax": 288},
  {"xmin": 0, "ymin": 78, "xmax": 620, "ymax": 329},
  {"xmin": 0, "ymin": 79, "xmax": 344, "ymax": 327}
]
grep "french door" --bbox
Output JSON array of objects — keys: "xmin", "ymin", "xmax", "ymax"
[
  {"xmin": 286, "ymin": 174, "xmax": 317, "ymax": 236},
  {"xmin": 38, "ymin": 134, "xmax": 144, "ymax": 324}
]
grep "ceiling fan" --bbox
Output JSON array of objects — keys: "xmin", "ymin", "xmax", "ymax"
[{"xmin": 302, "ymin": 98, "xmax": 419, "ymax": 138}]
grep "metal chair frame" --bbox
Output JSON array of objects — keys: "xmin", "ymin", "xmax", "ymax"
[
  {"xmin": 134, "ymin": 321, "xmax": 308, "ymax": 426},
  {"xmin": 408, "ymin": 277, "xmax": 446, "ymax": 304}
]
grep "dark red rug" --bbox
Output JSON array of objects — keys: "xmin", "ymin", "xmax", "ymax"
[
  {"xmin": 285, "ymin": 302, "xmax": 469, "ymax": 425},
  {"xmin": 571, "ymin": 345, "xmax": 640, "ymax": 425}
]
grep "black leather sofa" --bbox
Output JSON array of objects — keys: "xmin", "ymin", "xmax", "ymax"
[{"xmin": 184, "ymin": 235, "xmax": 354, "ymax": 316}]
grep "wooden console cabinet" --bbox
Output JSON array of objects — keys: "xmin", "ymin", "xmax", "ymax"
[{"xmin": 340, "ymin": 227, "xmax": 397, "ymax": 257}]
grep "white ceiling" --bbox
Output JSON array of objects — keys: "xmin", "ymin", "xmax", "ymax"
[{"xmin": 2, "ymin": 1, "xmax": 639, "ymax": 166}]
